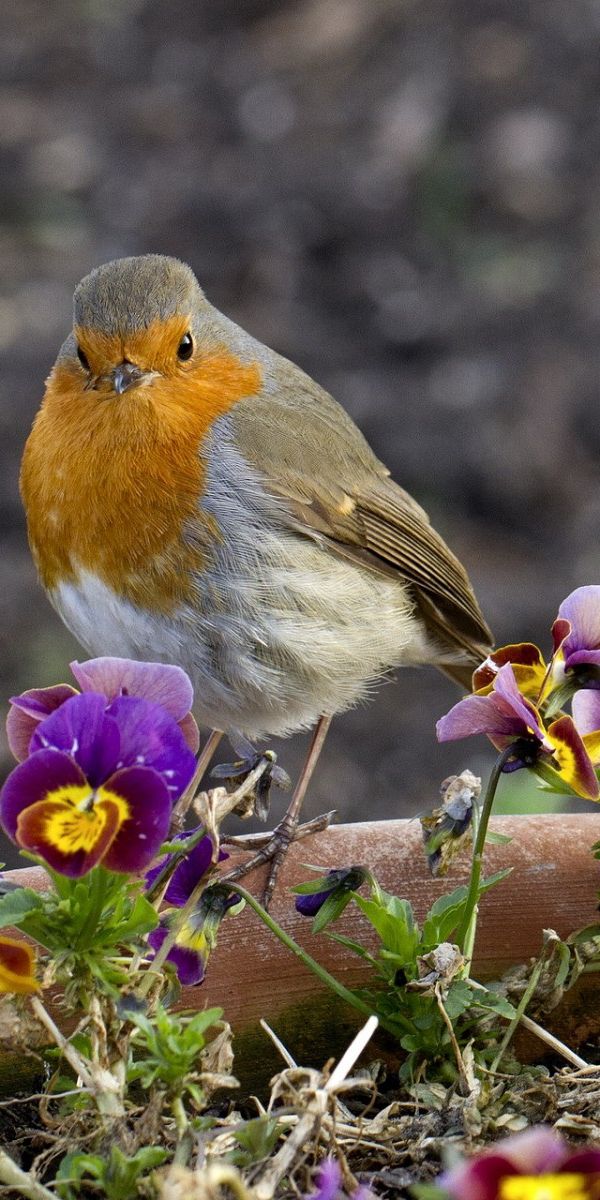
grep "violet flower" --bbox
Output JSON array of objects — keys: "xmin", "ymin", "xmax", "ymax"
[
  {"xmin": 438, "ymin": 1125, "xmax": 600, "ymax": 1199},
  {"xmin": 294, "ymin": 866, "xmax": 368, "ymax": 932},
  {"xmin": 145, "ymin": 832, "xmax": 227, "ymax": 906},
  {"xmin": 551, "ymin": 586, "xmax": 600, "ymax": 689},
  {"xmin": 437, "ymin": 663, "xmax": 600, "ymax": 800},
  {"xmin": 146, "ymin": 835, "xmax": 234, "ymax": 985},
  {"xmin": 148, "ymin": 885, "xmax": 238, "ymax": 987},
  {"xmin": 0, "ymin": 692, "xmax": 196, "ymax": 877},
  {"xmin": 7, "ymin": 657, "xmax": 199, "ymax": 762}
]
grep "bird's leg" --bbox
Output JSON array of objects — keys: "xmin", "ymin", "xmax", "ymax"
[
  {"xmin": 221, "ymin": 713, "xmax": 332, "ymax": 908},
  {"xmin": 170, "ymin": 728, "xmax": 223, "ymax": 833}
]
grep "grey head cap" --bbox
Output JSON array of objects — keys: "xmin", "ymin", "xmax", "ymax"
[{"xmin": 73, "ymin": 254, "xmax": 204, "ymax": 334}]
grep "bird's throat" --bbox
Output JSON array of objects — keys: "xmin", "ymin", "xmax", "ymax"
[{"xmin": 21, "ymin": 347, "xmax": 261, "ymax": 613}]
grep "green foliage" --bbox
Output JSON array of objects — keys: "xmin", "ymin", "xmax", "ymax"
[
  {"xmin": 225, "ymin": 1116, "xmax": 281, "ymax": 1167},
  {"xmin": 0, "ymin": 868, "xmax": 159, "ymax": 994},
  {"xmin": 56, "ymin": 1145, "xmax": 167, "ymax": 1200},
  {"xmin": 316, "ymin": 871, "xmax": 518, "ymax": 1078},
  {"xmin": 127, "ymin": 1004, "xmax": 223, "ymax": 1102}
]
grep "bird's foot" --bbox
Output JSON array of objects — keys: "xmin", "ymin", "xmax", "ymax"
[{"xmin": 220, "ymin": 809, "xmax": 335, "ymax": 909}]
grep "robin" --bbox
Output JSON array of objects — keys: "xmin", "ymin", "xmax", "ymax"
[{"xmin": 21, "ymin": 254, "xmax": 492, "ymax": 899}]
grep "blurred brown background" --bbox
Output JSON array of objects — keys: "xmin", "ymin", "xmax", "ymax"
[{"xmin": 2, "ymin": 0, "xmax": 600, "ymax": 863}]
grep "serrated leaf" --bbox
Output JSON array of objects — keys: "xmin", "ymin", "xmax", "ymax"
[
  {"xmin": 444, "ymin": 981, "xmax": 474, "ymax": 1020},
  {"xmin": 472, "ymin": 988, "xmax": 517, "ymax": 1019},
  {"xmin": 0, "ymin": 887, "xmax": 43, "ymax": 929}
]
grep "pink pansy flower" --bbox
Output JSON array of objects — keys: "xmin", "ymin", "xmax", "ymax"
[
  {"xmin": 437, "ymin": 663, "xmax": 600, "ymax": 800},
  {"xmin": 438, "ymin": 1126, "xmax": 600, "ymax": 1200}
]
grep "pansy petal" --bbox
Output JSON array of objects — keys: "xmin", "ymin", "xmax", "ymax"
[
  {"xmin": 296, "ymin": 889, "xmax": 332, "ymax": 917},
  {"xmin": 102, "ymin": 767, "xmax": 172, "ymax": 873},
  {"xmin": 440, "ymin": 1155, "xmax": 519, "ymax": 1200},
  {"xmin": 437, "ymin": 693, "xmax": 527, "ymax": 742},
  {"xmin": 16, "ymin": 795, "xmax": 120, "ymax": 877},
  {"xmin": 573, "ymin": 690, "xmax": 600, "ymax": 738},
  {"xmin": 557, "ymin": 587, "xmax": 600, "ymax": 657},
  {"xmin": 71, "ymin": 658, "xmax": 194, "ymax": 720},
  {"xmin": 7, "ymin": 686, "xmax": 78, "ymax": 762},
  {"xmin": 547, "ymin": 715, "xmax": 600, "ymax": 800},
  {"xmin": 106, "ymin": 696, "xmax": 195, "ymax": 800},
  {"xmin": 0, "ymin": 936, "xmax": 39, "ymax": 995},
  {"xmin": 498, "ymin": 1126, "xmax": 568, "ymax": 1172},
  {"xmin": 473, "ymin": 644, "xmax": 547, "ymax": 699},
  {"xmin": 562, "ymin": 1150, "xmax": 600, "ymax": 1173},
  {"xmin": 147, "ymin": 923, "xmax": 206, "ymax": 985},
  {"xmin": 561, "ymin": 648, "xmax": 600, "ymax": 671},
  {"xmin": 178, "ymin": 711, "xmax": 200, "ymax": 754},
  {"xmin": 30, "ymin": 693, "xmax": 120, "ymax": 787},
  {"xmin": 492, "ymin": 665, "xmax": 546, "ymax": 740},
  {"xmin": 0, "ymin": 750, "xmax": 87, "ymax": 840},
  {"xmin": 165, "ymin": 837, "xmax": 227, "ymax": 907},
  {"xmin": 551, "ymin": 616, "xmax": 572, "ymax": 659},
  {"xmin": 436, "ymin": 696, "xmax": 530, "ymax": 739},
  {"xmin": 310, "ymin": 1159, "xmax": 343, "ymax": 1200}
]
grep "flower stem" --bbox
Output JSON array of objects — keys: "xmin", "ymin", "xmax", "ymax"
[
  {"xmin": 456, "ymin": 745, "xmax": 514, "ymax": 964},
  {"xmin": 226, "ymin": 883, "xmax": 397, "ymax": 1035}
]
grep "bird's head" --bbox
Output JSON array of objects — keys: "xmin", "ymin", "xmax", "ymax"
[{"xmin": 64, "ymin": 254, "xmax": 206, "ymax": 396}]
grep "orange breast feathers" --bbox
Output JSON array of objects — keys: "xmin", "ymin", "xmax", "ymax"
[{"xmin": 21, "ymin": 318, "xmax": 262, "ymax": 613}]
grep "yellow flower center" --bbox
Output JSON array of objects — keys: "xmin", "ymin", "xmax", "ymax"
[
  {"xmin": 500, "ymin": 1175, "xmax": 596, "ymax": 1200},
  {"xmin": 39, "ymin": 784, "xmax": 130, "ymax": 853}
]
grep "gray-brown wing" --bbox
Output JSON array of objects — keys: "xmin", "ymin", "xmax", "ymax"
[{"xmin": 230, "ymin": 361, "xmax": 492, "ymax": 660}]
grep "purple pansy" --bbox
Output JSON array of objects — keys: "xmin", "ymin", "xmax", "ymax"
[
  {"xmin": 148, "ymin": 885, "xmax": 238, "ymax": 987},
  {"xmin": 145, "ymin": 834, "xmax": 233, "ymax": 985},
  {"xmin": 7, "ymin": 657, "xmax": 199, "ymax": 762},
  {"xmin": 147, "ymin": 923, "xmax": 208, "ymax": 987},
  {"xmin": 438, "ymin": 1126, "xmax": 600, "ymax": 1199},
  {"xmin": 145, "ymin": 832, "xmax": 227, "ymax": 906},
  {"xmin": 437, "ymin": 663, "xmax": 600, "ymax": 800},
  {"xmin": 0, "ymin": 692, "xmax": 196, "ymax": 877},
  {"xmin": 551, "ymin": 586, "xmax": 600, "ymax": 687},
  {"xmin": 295, "ymin": 867, "xmax": 367, "ymax": 919}
]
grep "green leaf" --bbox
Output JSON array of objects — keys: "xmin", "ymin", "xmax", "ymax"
[
  {"xmin": 485, "ymin": 831, "xmax": 513, "ymax": 845},
  {"xmin": 443, "ymin": 981, "xmax": 474, "ymax": 1020},
  {"xmin": 471, "ymin": 987, "xmax": 517, "ymax": 1020},
  {"xmin": 0, "ymin": 887, "xmax": 43, "ymax": 929},
  {"xmin": 311, "ymin": 892, "xmax": 350, "ymax": 933},
  {"xmin": 354, "ymin": 893, "xmax": 420, "ymax": 964},
  {"xmin": 326, "ymin": 931, "xmax": 379, "ymax": 966},
  {"xmin": 422, "ymin": 886, "xmax": 468, "ymax": 946},
  {"xmin": 102, "ymin": 894, "xmax": 158, "ymax": 944},
  {"xmin": 411, "ymin": 1184, "xmax": 452, "ymax": 1199}
]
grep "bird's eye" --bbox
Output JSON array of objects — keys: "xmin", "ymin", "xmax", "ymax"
[
  {"xmin": 77, "ymin": 345, "xmax": 90, "ymax": 372},
  {"xmin": 177, "ymin": 332, "xmax": 194, "ymax": 361}
]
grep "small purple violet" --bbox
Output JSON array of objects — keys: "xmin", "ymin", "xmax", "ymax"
[
  {"xmin": 145, "ymin": 834, "xmax": 234, "ymax": 986},
  {"xmin": 305, "ymin": 1158, "xmax": 374, "ymax": 1200},
  {"xmin": 294, "ymin": 867, "xmax": 368, "ymax": 932}
]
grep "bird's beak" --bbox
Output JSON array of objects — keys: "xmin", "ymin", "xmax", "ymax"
[{"xmin": 110, "ymin": 361, "xmax": 144, "ymax": 395}]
